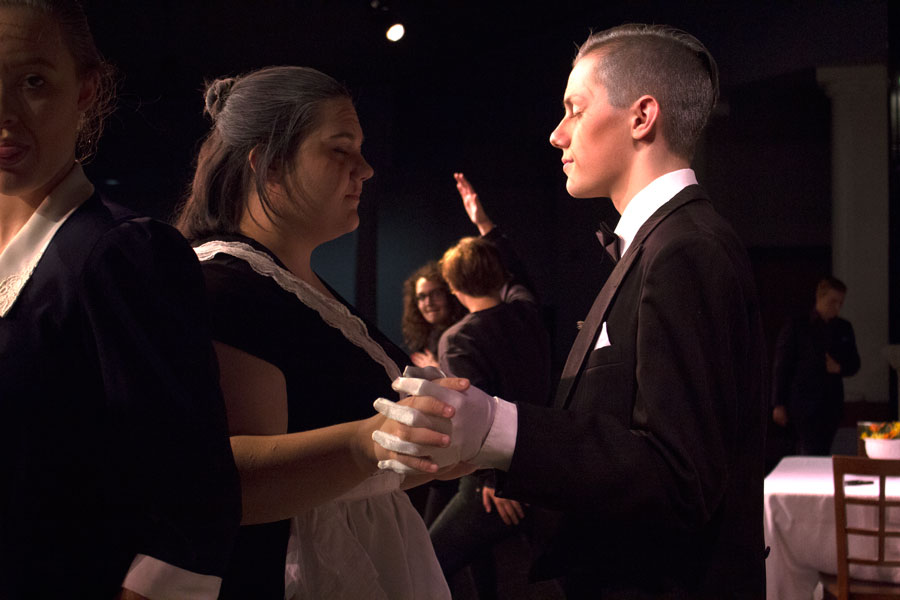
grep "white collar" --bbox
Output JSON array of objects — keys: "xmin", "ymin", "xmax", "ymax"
[
  {"xmin": 614, "ymin": 168, "xmax": 698, "ymax": 256},
  {"xmin": 0, "ymin": 163, "xmax": 94, "ymax": 317}
]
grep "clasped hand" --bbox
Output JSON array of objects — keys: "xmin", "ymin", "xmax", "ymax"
[{"xmin": 372, "ymin": 366, "xmax": 497, "ymax": 474}]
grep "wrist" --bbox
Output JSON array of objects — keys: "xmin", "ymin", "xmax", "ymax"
[
  {"xmin": 477, "ymin": 221, "xmax": 495, "ymax": 236},
  {"xmin": 354, "ymin": 416, "xmax": 383, "ymax": 475}
]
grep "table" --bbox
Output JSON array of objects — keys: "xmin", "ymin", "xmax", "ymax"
[{"xmin": 764, "ymin": 456, "xmax": 900, "ymax": 599}]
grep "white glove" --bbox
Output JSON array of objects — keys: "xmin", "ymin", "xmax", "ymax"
[
  {"xmin": 372, "ymin": 376, "xmax": 497, "ymax": 472},
  {"xmin": 398, "ymin": 365, "xmax": 446, "ymax": 382}
]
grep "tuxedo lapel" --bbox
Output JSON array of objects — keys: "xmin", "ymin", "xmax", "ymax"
[
  {"xmin": 554, "ymin": 244, "xmax": 642, "ymax": 409},
  {"xmin": 552, "ymin": 186, "xmax": 707, "ymax": 410}
]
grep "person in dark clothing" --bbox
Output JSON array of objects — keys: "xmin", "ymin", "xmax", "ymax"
[
  {"xmin": 772, "ymin": 276, "xmax": 860, "ymax": 455},
  {"xmin": 431, "ymin": 235, "xmax": 552, "ymax": 600},
  {"xmin": 376, "ymin": 24, "xmax": 768, "ymax": 599}
]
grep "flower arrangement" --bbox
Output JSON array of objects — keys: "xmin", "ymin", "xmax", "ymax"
[{"xmin": 860, "ymin": 422, "xmax": 900, "ymax": 440}]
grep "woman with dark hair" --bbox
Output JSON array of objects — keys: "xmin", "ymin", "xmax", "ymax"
[
  {"xmin": 176, "ymin": 66, "xmax": 454, "ymax": 600},
  {"xmin": 0, "ymin": 1, "xmax": 242, "ymax": 598},
  {"xmin": 402, "ymin": 260, "xmax": 466, "ymax": 368}
]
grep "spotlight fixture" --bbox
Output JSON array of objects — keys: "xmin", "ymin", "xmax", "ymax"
[{"xmin": 386, "ymin": 23, "xmax": 405, "ymax": 42}]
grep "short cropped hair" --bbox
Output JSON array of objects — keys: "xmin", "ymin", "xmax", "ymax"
[
  {"xmin": 816, "ymin": 276, "xmax": 847, "ymax": 298},
  {"xmin": 440, "ymin": 237, "xmax": 508, "ymax": 298},
  {"xmin": 574, "ymin": 23, "xmax": 719, "ymax": 160}
]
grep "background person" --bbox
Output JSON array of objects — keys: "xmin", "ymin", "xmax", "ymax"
[
  {"xmin": 0, "ymin": 1, "xmax": 241, "ymax": 598},
  {"xmin": 401, "ymin": 171, "xmax": 514, "ymax": 370},
  {"xmin": 771, "ymin": 276, "xmax": 860, "ymax": 455},
  {"xmin": 430, "ymin": 234, "xmax": 552, "ymax": 600},
  {"xmin": 402, "ymin": 260, "xmax": 466, "ymax": 368},
  {"xmin": 176, "ymin": 65, "xmax": 458, "ymax": 600}
]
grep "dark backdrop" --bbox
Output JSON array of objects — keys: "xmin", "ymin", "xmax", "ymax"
[{"xmin": 80, "ymin": 0, "xmax": 891, "ymax": 373}]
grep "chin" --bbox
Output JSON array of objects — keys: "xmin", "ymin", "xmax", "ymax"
[{"xmin": 565, "ymin": 181, "xmax": 593, "ymax": 199}]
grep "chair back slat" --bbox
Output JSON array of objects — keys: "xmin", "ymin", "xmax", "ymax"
[{"xmin": 832, "ymin": 455, "xmax": 900, "ymax": 600}]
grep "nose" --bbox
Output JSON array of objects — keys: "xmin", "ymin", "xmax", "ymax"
[
  {"xmin": 355, "ymin": 153, "xmax": 374, "ymax": 182},
  {"xmin": 549, "ymin": 117, "xmax": 569, "ymax": 149},
  {"xmin": 0, "ymin": 83, "xmax": 19, "ymax": 129}
]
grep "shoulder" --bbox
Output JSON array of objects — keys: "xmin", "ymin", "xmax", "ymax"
[
  {"xmin": 641, "ymin": 199, "xmax": 747, "ymax": 273},
  {"xmin": 58, "ymin": 196, "xmax": 197, "ymax": 280},
  {"xmin": 439, "ymin": 313, "xmax": 477, "ymax": 346},
  {"xmin": 831, "ymin": 316, "xmax": 855, "ymax": 333}
]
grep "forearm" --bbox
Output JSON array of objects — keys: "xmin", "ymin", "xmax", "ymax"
[{"xmin": 232, "ymin": 417, "xmax": 380, "ymax": 524}]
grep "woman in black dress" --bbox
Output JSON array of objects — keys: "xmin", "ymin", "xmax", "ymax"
[
  {"xmin": 176, "ymin": 66, "xmax": 456, "ymax": 600},
  {"xmin": 0, "ymin": 1, "xmax": 241, "ymax": 598}
]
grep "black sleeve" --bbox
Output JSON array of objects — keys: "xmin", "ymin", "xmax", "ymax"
[
  {"xmin": 832, "ymin": 318, "xmax": 861, "ymax": 378},
  {"xmin": 483, "ymin": 227, "xmax": 538, "ymax": 302},
  {"xmin": 79, "ymin": 218, "xmax": 241, "ymax": 577},
  {"xmin": 771, "ymin": 320, "xmax": 797, "ymax": 409},
  {"xmin": 438, "ymin": 323, "xmax": 493, "ymax": 392}
]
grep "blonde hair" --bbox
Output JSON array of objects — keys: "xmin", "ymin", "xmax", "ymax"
[{"xmin": 440, "ymin": 236, "xmax": 507, "ymax": 297}]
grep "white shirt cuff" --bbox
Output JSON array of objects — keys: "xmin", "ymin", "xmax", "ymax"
[
  {"xmin": 474, "ymin": 397, "xmax": 518, "ymax": 470},
  {"xmin": 122, "ymin": 554, "xmax": 222, "ymax": 600}
]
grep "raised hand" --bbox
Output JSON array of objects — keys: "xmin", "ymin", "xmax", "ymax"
[{"xmin": 454, "ymin": 172, "xmax": 494, "ymax": 235}]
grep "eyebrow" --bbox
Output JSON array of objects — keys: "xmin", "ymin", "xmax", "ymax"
[
  {"xmin": 5, "ymin": 56, "xmax": 59, "ymax": 71},
  {"xmin": 327, "ymin": 131, "xmax": 363, "ymax": 144}
]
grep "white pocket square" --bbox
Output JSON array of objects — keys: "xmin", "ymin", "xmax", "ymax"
[{"xmin": 594, "ymin": 322, "xmax": 611, "ymax": 349}]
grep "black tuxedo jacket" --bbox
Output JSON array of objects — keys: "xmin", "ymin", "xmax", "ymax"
[{"xmin": 499, "ymin": 186, "xmax": 767, "ymax": 598}]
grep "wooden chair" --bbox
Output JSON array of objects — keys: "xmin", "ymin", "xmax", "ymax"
[{"xmin": 820, "ymin": 456, "xmax": 900, "ymax": 600}]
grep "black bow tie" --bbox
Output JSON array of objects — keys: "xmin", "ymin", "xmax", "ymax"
[{"xmin": 596, "ymin": 222, "xmax": 621, "ymax": 263}]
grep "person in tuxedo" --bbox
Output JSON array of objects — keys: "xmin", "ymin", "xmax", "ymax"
[
  {"xmin": 375, "ymin": 23, "xmax": 768, "ymax": 599},
  {"xmin": 772, "ymin": 276, "xmax": 860, "ymax": 455}
]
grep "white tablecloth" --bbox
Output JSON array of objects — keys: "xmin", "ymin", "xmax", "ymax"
[{"xmin": 764, "ymin": 456, "xmax": 900, "ymax": 599}]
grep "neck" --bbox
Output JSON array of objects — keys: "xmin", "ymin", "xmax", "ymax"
[
  {"xmin": 0, "ymin": 160, "xmax": 78, "ymax": 254},
  {"xmin": 238, "ymin": 203, "xmax": 324, "ymax": 293},
  {"xmin": 612, "ymin": 148, "xmax": 690, "ymax": 215},
  {"xmin": 0, "ymin": 195, "xmax": 42, "ymax": 255},
  {"xmin": 456, "ymin": 292, "xmax": 501, "ymax": 313}
]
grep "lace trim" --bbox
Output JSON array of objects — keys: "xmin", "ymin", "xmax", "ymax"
[
  {"xmin": 194, "ymin": 240, "xmax": 401, "ymax": 383},
  {"xmin": 0, "ymin": 260, "xmax": 38, "ymax": 317}
]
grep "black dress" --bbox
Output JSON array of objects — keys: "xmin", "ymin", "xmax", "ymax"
[
  {"xmin": 196, "ymin": 235, "xmax": 449, "ymax": 600},
  {"xmin": 0, "ymin": 185, "xmax": 240, "ymax": 598}
]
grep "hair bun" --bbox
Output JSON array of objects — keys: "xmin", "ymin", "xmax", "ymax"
[{"xmin": 204, "ymin": 77, "xmax": 236, "ymax": 120}]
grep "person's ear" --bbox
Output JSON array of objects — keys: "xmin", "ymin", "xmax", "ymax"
[
  {"xmin": 630, "ymin": 94, "xmax": 660, "ymax": 142},
  {"xmin": 76, "ymin": 71, "xmax": 98, "ymax": 114},
  {"xmin": 249, "ymin": 147, "xmax": 285, "ymax": 191}
]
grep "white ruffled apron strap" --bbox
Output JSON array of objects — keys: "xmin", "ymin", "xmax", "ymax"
[{"xmin": 193, "ymin": 240, "xmax": 401, "ymax": 382}]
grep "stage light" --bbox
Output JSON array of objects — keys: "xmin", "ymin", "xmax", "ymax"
[{"xmin": 386, "ymin": 23, "xmax": 405, "ymax": 42}]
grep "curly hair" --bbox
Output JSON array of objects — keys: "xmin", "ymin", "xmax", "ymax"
[{"xmin": 401, "ymin": 261, "xmax": 466, "ymax": 353}]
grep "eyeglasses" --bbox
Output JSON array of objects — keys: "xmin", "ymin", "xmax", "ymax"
[{"xmin": 416, "ymin": 289, "xmax": 448, "ymax": 303}]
